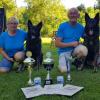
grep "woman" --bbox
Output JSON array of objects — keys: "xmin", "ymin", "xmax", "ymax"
[{"xmin": 0, "ymin": 17, "xmax": 27, "ymax": 73}]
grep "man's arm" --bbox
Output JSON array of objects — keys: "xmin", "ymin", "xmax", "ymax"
[{"xmin": 55, "ymin": 37, "xmax": 79, "ymax": 48}]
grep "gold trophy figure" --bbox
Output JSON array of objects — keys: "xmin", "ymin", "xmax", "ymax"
[{"xmin": 23, "ymin": 51, "xmax": 35, "ymax": 86}]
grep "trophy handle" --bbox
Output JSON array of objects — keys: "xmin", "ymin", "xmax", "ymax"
[
  {"xmin": 46, "ymin": 70, "xmax": 50, "ymax": 79},
  {"xmin": 28, "ymin": 65, "xmax": 33, "ymax": 85},
  {"xmin": 28, "ymin": 66, "xmax": 32, "ymax": 78}
]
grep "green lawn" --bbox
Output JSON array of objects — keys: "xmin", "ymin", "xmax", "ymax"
[{"xmin": 0, "ymin": 44, "xmax": 100, "ymax": 100}]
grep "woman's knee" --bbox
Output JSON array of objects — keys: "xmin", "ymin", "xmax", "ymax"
[
  {"xmin": 0, "ymin": 67, "xmax": 10, "ymax": 73},
  {"xmin": 14, "ymin": 51, "xmax": 25, "ymax": 61},
  {"xmin": 0, "ymin": 58, "xmax": 13, "ymax": 73}
]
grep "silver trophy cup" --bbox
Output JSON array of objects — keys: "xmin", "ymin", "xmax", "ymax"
[{"xmin": 43, "ymin": 52, "xmax": 54, "ymax": 85}]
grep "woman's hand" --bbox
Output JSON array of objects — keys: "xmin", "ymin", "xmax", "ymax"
[{"xmin": 8, "ymin": 58, "xmax": 14, "ymax": 62}]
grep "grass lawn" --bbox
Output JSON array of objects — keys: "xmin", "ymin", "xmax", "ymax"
[{"xmin": 0, "ymin": 43, "xmax": 100, "ymax": 100}]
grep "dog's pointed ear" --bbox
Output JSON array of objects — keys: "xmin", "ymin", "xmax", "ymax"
[
  {"xmin": 27, "ymin": 20, "xmax": 33, "ymax": 27},
  {"xmin": 85, "ymin": 13, "xmax": 90, "ymax": 21},
  {"xmin": 37, "ymin": 21, "xmax": 43, "ymax": 30},
  {"xmin": 94, "ymin": 13, "xmax": 99, "ymax": 24}
]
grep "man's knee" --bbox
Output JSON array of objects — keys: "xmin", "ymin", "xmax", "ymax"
[{"xmin": 58, "ymin": 66, "xmax": 67, "ymax": 73}]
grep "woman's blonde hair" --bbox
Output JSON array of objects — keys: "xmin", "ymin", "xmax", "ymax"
[{"xmin": 7, "ymin": 16, "xmax": 19, "ymax": 24}]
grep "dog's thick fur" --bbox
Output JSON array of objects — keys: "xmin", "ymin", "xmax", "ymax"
[
  {"xmin": 84, "ymin": 13, "xmax": 99, "ymax": 70},
  {"xmin": 73, "ymin": 13, "xmax": 99, "ymax": 71},
  {"xmin": 26, "ymin": 20, "xmax": 43, "ymax": 69}
]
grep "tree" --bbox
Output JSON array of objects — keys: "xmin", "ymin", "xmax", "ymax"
[
  {"xmin": 77, "ymin": 4, "xmax": 85, "ymax": 12},
  {"xmin": 0, "ymin": 0, "xmax": 16, "ymax": 18},
  {"xmin": 95, "ymin": 0, "xmax": 100, "ymax": 9},
  {"xmin": 77, "ymin": 4, "xmax": 85, "ymax": 25},
  {"xmin": 23, "ymin": 0, "xmax": 66, "ymax": 36}
]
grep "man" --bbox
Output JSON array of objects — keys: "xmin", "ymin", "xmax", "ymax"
[
  {"xmin": 0, "ymin": 17, "xmax": 27, "ymax": 73},
  {"xmin": 55, "ymin": 8, "xmax": 84, "ymax": 80}
]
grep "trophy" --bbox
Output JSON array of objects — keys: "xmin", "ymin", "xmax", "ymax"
[
  {"xmin": 57, "ymin": 76, "xmax": 64, "ymax": 84},
  {"xmin": 66, "ymin": 56, "xmax": 75, "ymax": 82},
  {"xmin": 43, "ymin": 52, "xmax": 54, "ymax": 85},
  {"xmin": 23, "ymin": 51, "xmax": 35, "ymax": 86},
  {"xmin": 34, "ymin": 77, "xmax": 41, "ymax": 86}
]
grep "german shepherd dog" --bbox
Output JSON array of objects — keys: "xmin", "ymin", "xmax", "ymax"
[
  {"xmin": 73, "ymin": 13, "xmax": 99, "ymax": 72},
  {"xmin": 26, "ymin": 20, "xmax": 43, "ymax": 70},
  {"xmin": 83, "ymin": 13, "xmax": 99, "ymax": 71}
]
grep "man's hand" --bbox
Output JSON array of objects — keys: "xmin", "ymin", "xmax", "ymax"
[{"xmin": 72, "ymin": 41, "xmax": 79, "ymax": 47}]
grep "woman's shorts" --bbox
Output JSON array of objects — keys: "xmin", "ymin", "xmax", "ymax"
[{"xmin": 0, "ymin": 58, "xmax": 13, "ymax": 71}]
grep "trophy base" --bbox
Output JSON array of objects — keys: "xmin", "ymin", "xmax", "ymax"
[
  {"xmin": 28, "ymin": 79, "xmax": 34, "ymax": 86},
  {"xmin": 44, "ymin": 79, "xmax": 53, "ymax": 85}
]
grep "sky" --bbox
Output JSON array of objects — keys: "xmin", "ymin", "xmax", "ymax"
[
  {"xmin": 61, "ymin": 0, "xmax": 97, "ymax": 8},
  {"xmin": 16, "ymin": 0, "xmax": 27, "ymax": 7},
  {"xmin": 16, "ymin": 0, "xmax": 97, "ymax": 8}
]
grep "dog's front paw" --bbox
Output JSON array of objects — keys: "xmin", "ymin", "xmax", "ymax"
[
  {"xmin": 93, "ymin": 67, "xmax": 98, "ymax": 73},
  {"xmin": 77, "ymin": 64, "xmax": 84, "ymax": 71}
]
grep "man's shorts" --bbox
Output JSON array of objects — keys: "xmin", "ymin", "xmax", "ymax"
[
  {"xmin": 58, "ymin": 51, "xmax": 72, "ymax": 72},
  {"xmin": 0, "ymin": 58, "xmax": 13, "ymax": 71}
]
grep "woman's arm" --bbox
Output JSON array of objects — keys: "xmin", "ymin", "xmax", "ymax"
[{"xmin": 0, "ymin": 48, "xmax": 14, "ymax": 62}]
